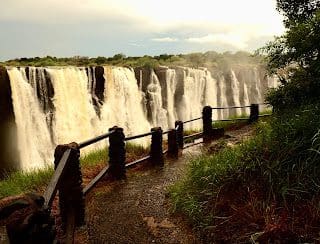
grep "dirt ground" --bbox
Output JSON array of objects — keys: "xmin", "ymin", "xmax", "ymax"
[{"xmin": 78, "ymin": 125, "xmax": 254, "ymax": 244}]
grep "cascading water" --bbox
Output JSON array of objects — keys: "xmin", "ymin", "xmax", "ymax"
[
  {"xmin": 7, "ymin": 68, "xmax": 54, "ymax": 170},
  {"xmin": 4, "ymin": 65, "xmax": 277, "ymax": 171},
  {"xmin": 164, "ymin": 69, "xmax": 177, "ymax": 128},
  {"xmin": 100, "ymin": 67, "xmax": 150, "ymax": 142},
  {"xmin": 146, "ymin": 70, "xmax": 168, "ymax": 129},
  {"xmin": 230, "ymin": 70, "xmax": 242, "ymax": 116},
  {"xmin": 47, "ymin": 67, "xmax": 102, "ymax": 150}
]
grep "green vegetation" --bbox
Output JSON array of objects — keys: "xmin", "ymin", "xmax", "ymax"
[
  {"xmin": 0, "ymin": 167, "xmax": 54, "ymax": 199},
  {"xmin": 170, "ymin": 1, "xmax": 320, "ymax": 242},
  {"xmin": 1, "ymin": 51, "xmax": 263, "ymax": 69},
  {"xmin": 170, "ymin": 105, "xmax": 320, "ymax": 242},
  {"xmin": 0, "ymin": 143, "xmax": 149, "ymax": 199}
]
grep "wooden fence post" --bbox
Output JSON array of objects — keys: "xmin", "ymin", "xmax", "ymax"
[
  {"xmin": 108, "ymin": 126, "xmax": 126, "ymax": 179},
  {"xmin": 54, "ymin": 142, "xmax": 85, "ymax": 233},
  {"xmin": 167, "ymin": 129, "xmax": 178, "ymax": 158},
  {"xmin": 203, "ymin": 106, "xmax": 213, "ymax": 143},
  {"xmin": 249, "ymin": 104, "xmax": 259, "ymax": 123},
  {"xmin": 175, "ymin": 121, "xmax": 184, "ymax": 149},
  {"xmin": 150, "ymin": 127, "xmax": 164, "ymax": 166}
]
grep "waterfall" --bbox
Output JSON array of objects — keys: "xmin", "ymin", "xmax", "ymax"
[
  {"xmin": 230, "ymin": 70, "xmax": 241, "ymax": 116},
  {"xmin": 177, "ymin": 68, "xmax": 206, "ymax": 130},
  {"xmin": 146, "ymin": 70, "xmax": 168, "ymax": 129},
  {"xmin": 7, "ymin": 68, "xmax": 54, "ymax": 171},
  {"xmin": 100, "ymin": 67, "xmax": 150, "ymax": 141},
  {"xmin": 4, "ymin": 65, "xmax": 278, "ymax": 171},
  {"xmin": 164, "ymin": 69, "xmax": 177, "ymax": 128}
]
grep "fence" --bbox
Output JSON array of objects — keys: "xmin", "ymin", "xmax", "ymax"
[{"xmin": 41, "ymin": 103, "xmax": 270, "ymax": 242}]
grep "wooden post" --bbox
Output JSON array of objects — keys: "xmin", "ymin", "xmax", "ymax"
[
  {"xmin": 167, "ymin": 129, "xmax": 178, "ymax": 158},
  {"xmin": 203, "ymin": 106, "xmax": 213, "ymax": 143},
  {"xmin": 249, "ymin": 104, "xmax": 259, "ymax": 123},
  {"xmin": 54, "ymin": 142, "xmax": 85, "ymax": 232},
  {"xmin": 150, "ymin": 127, "xmax": 164, "ymax": 166},
  {"xmin": 108, "ymin": 126, "xmax": 126, "ymax": 179},
  {"xmin": 175, "ymin": 121, "xmax": 184, "ymax": 149}
]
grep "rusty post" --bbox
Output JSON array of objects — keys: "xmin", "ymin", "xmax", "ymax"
[
  {"xmin": 249, "ymin": 104, "xmax": 259, "ymax": 123},
  {"xmin": 108, "ymin": 126, "xmax": 126, "ymax": 179},
  {"xmin": 202, "ymin": 106, "xmax": 213, "ymax": 143},
  {"xmin": 54, "ymin": 142, "xmax": 85, "ymax": 231},
  {"xmin": 150, "ymin": 127, "xmax": 164, "ymax": 166},
  {"xmin": 175, "ymin": 121, "xmax": 184, "ymax": 149},
  {"xmin": 167, "ymin": 129, "xmax": 178, "ymax": 158}
]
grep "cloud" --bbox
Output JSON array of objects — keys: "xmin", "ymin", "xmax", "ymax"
[
  {"xmin": 0, "ymin": 0, "xmax": 285, "ymax": 60},
  {"xmin": 186, "ymin": 33, "xmax": 249, "ymax": 49},
  {"xmin": 151, "ymin": 37, "xmax": 179, "ymax": 42}
]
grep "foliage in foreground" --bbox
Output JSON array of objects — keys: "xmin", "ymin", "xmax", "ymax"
[{"xmin": 170, "ymin": 104, "xmax": 320, "ymax": 242}]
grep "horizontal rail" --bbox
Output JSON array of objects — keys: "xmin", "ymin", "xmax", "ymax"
[
  {"xmin": 125, "ymin": 131, "xmax": 153, "ymax": 141},
  {"xmin": 183, "ymin": 141, "xmax": 203, "ymax": 149},
  {"xmin": 183, "ymin": 117, "xmax": 202, "ymax": 124},
  {"xmin": 213, "ymin": 117, "xmax": 249, "ymax": 122},
  {"xmin": 44, "ymin": 149, "xmax": 71, "ymax": 208},
  {"xmin": 83, "ymin": 166, "xmax": 110, "ymax": 195},
  {"xmin": 78, "ymin": 130, "xmax": 115, "ymax": 149},
  {"xmin": 258, "ymin": 114, "xmax": 272, "ymax": 117},
  {"xmin": 183, "ymin": 132, "xmax": 203, "ymax": 140},
  {"xmin": 212, "ymin": 105, "xmax": 251, "ymax": 110},
  {"xmin": 162, "ymin": 130, "xmax": 170, "ymax": 135},
  {"xmin": 126, "ymin": 155, "xmax": 150, "ymax": 168}
]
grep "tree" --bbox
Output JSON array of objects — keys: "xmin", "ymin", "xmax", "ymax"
[
  {"xmin": 260, "ymin": 0, "xmax": 320, "ymax": 109},
  {"xmin": 276, "ymin": 0, "xmax": 320, "ymax": 27}
]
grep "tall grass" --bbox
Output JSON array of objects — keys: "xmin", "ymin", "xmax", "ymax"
[{"xmin": 170, "ymin": 103, "xmax": 320, "ymax": 241}]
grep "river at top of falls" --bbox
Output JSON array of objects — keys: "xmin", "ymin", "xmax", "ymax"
[{"xmin": 6, "ymin": 65, "xmax": 277, "ymax": 171}]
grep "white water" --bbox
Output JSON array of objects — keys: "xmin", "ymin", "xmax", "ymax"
[
  {"xmin": 100, "ymin": 67, "xmax": 150, "ymax": 143},
  {"xmin": 7, "ymin": 68, "xmax": 54, "ymax": 171},
  {"xmin": 146, "ymin": 70, "xmax": 168, "ymax": 129},
  {"xmin": 6, "ymin": 65, "xmax": 277, "ymax": 171}
]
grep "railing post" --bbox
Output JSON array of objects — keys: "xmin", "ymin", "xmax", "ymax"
[
  {"xmin": 249, "ymin": 104, "xmax": 259, "ymax": 123},
  {"xmin": 150, "ymin": 127, "xmax": 164, "ymax": 166},
  {"xmin": 167, "ymin": 129, "xmax": 179, "ymax": 158},
  {"xmin": 54, "ymin": 142, "xmax": 85, "ymax": 233},
  {"xmin": 203, "ymin": 106, "xmax": 213, "ymax": 143},
  {"xmin": 108, "ymin": 126, "xmax": 126, "ymax": 179},
  {"xmin": 175, "ymin": 121, "xmax": 184, "ymax": 149}
]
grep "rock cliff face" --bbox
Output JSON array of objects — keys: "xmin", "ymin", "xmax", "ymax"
[
  {"xmin": 1, "ymin": 65, "xmax": 277, "ymax": 172},
  {"xmin": 0, "ymin": 66, "xmax": 18, "ymax": 174}
]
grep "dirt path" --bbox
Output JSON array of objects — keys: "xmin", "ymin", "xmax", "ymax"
[{"xmin": 84, "ymin": 125, "xmax": 254, "ymax": 244}]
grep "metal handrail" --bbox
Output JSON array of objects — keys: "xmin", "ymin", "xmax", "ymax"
[
  {"xmin": 125, "ymin": 131, "xmax": 153, "ymax": 141},
  {"xmin": 183, "ymin": 117, "xmax": 202, "ymax": 124},
  {"xmin": 78, "ymin": 130, "xmax": 115, "ymax": 149},
  {"xmin": 183, "ymin": 132, "xmax": 203, "ymax": 140},
  {"xmin": 212, "ymin": 105, "xmax": 251, "ymax": 110}
]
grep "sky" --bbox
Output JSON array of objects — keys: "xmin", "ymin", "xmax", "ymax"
[{"xmin": 0, "ymin": 0, "xmax": 285, "ymax": 61}]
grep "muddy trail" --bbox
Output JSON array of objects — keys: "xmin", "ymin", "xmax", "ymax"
[{"xmin": 83, "ymin": 125, "xmax": 254, "ymax": 244}]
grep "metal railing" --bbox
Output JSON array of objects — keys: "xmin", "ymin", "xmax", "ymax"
[{"xmin": 41, "ymin": 102, "xmax": 271, "ymax": 242}]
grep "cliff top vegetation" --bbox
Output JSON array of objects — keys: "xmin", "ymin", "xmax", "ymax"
[{"xmin": 0, "ymin": 51, "xmax": 263, "ymax": 69}]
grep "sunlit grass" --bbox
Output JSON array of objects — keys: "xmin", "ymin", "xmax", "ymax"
[{"xmin": 0, "ymin": 143, "xmax": 151, "ymax": 199}]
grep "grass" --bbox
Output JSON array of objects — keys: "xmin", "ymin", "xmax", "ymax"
[
  {"xmin": 0, "ymin": 166, "xmax": 54, "ymax": 199},
  {"xmin": 0, "ymin": 143, "xmax": 150, "ymax": 200},
  {"xmin": 169, "ymin": 103, "xmax": 320, "ymax": 242}
]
